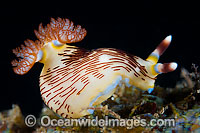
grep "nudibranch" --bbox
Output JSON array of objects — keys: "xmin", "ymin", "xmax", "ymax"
[{"xmin": 11, "ymin": 18, "xmax": 178, "ymax": 118}]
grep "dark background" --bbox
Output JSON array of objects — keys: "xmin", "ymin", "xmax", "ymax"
[{"xmin": 1, "ymin": 1, "xmax": 199, "ymax": 117}]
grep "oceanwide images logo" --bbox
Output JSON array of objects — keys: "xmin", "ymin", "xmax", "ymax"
[{"xmin": 25, "ymin": 115, "xmax": 175, "ymax": 129}]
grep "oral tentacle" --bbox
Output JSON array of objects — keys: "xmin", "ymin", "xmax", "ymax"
[
  {"xmin": 155, "ymin": 62, "xmax": 178, "ymax": 74},
  {"xmin": 146, "ymin": 35, "xmax": 172, "ymax": 64}
]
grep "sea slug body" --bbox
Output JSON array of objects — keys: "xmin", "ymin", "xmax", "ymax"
[{"xmin": 11, "ymin": 18, "xmax": 178, "ymax": 118}]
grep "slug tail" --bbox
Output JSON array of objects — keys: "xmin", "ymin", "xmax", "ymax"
[{"xmin": 11, "ymin": 40, "xmax": 42, "ymax": 75}]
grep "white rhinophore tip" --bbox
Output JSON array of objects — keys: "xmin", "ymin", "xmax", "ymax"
[
  {"xmin": 170, "ymin": 62, "xmax": 178, "ymax": 70},
  {"xmin": 165, "ymin": 35, "xmax": 172, "ymax": 42}
]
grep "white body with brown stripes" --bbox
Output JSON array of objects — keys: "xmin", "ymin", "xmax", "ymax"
[
  {"xmin": 11, "ymin": 18, "xmax": 177, "ymax": 118},
  {"xmin": 39, "ymin": 43, "xmax": 157, "ymax": 118}
]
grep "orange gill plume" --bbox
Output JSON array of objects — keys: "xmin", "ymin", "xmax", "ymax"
[
  {"xmin": 34, "ymin": 17, "xmax": 87, "ymax": 44},
  {"xmin": 11, "ymin": 40, "xmax": 43, "ymax": 75},
  {"xmin": 11, "ymin": 17, "xmax": 87, "ymax": 75}
]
